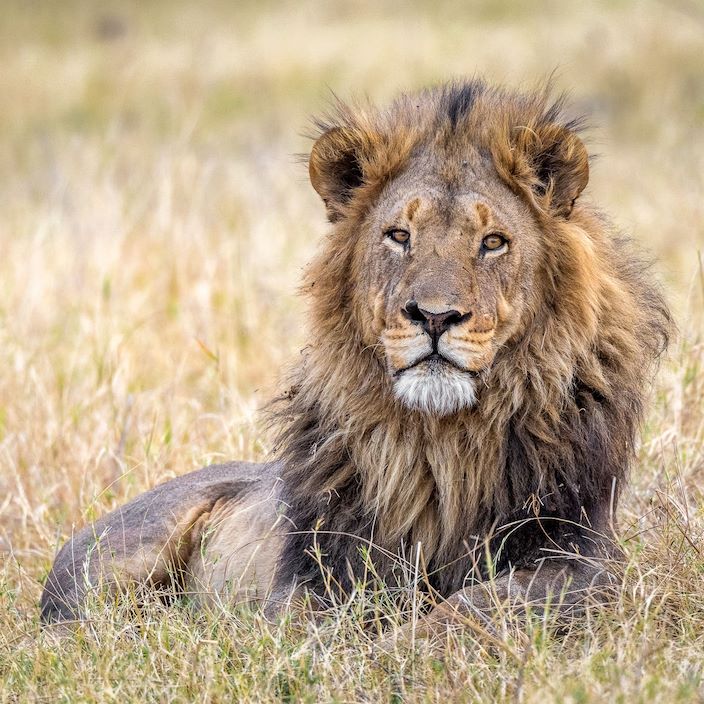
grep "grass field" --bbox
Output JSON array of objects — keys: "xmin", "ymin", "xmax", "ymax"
[{"xmin": 1, "ymin": 0, "xmax": 704, "ymax": 701}]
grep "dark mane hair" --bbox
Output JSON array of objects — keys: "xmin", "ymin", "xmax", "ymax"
[{"xmin": 267, "ymin": 80, "xmax": 672, "ymax": 599}]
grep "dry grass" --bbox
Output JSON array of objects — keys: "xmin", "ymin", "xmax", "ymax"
[{"xmin": 1, "ymin": 0, "xmax": 703, "ymax": 701}]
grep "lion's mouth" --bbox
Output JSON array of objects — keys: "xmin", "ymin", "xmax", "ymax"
[{"xmin": 394, "ymin": 353, "xmax": 480, "ymax": 378}]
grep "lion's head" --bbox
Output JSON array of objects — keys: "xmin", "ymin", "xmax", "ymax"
[
  {"xmin": 308, "ymin": 82, "xmax": 591, "ymax": 417},
  {"xmin": 272, "ymin": 81, "xmax": 671, "ymax": 594}
]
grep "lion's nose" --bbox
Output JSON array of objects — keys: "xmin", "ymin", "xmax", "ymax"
[{"xmin": 403, "ymin": 300, "xmax": 470, "ymax": 342}]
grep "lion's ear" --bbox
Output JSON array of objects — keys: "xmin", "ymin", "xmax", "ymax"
[
  {"xmin": 529, "ymin": 124, "xmax": 590, "ymax": 217},
  {"xmin": 532, "ymin": 124, "xmax": 589, "ymax": 217},
  {"xmin": 509, "ymin": 122, "xmax": 590, "ymax": 218},
  {"xmin": 309, "ymin": 127, "xmax": 366, "ymax": 222}
]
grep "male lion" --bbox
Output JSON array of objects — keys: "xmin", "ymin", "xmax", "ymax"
[{"xmin": 41, "ymin": 80, "xmax": 671, "ymax": 636}]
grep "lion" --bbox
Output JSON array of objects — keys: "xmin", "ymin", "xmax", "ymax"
[{"xmin": 41, "ymin": 80, "xmax": 672, "ymax": 637}]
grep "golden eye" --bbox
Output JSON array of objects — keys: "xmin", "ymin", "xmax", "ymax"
[
  {"xmin": 481, "ymin": 233, "xmax": 507, "ymax": 252},
  {"xmin": 386, "ymin": 229, "xmax": 411, "ymax": 245}
]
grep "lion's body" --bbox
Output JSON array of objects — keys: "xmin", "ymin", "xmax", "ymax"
[
  {"xmin": 41, "ymin": 80, "xmax": 671, "ymax": 629},
  {"xmin": 41, "ymin": 463, "xmax": 286, "ymax": 622}
]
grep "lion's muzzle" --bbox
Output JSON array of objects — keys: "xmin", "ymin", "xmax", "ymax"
[{"xmin": 381, "ymin": 299, "xmax": 496, "ymax": 416}]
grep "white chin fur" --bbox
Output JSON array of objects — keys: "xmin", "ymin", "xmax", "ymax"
[{"xmin": 393, "ymin": 362, "xmax": 477, "ymax": 416}]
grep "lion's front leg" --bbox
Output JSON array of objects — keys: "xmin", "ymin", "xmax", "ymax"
[{"xmin": 384, "ymin": 558, "xmax": 615, "ymax": 647}]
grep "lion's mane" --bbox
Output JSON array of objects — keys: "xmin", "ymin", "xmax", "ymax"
[{"xmin": 268, "ymin": 81, "xmax": 672, "ymax": 598}]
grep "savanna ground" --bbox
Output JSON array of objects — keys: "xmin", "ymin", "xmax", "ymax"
[{"xmin": 1, "ymin": 0, "xmax": 703, "ymax": 701}]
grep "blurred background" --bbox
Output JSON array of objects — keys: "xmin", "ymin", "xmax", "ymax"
[{"xmin": 0, "ymin": 0, "xmax": 703, "ymax": 612}]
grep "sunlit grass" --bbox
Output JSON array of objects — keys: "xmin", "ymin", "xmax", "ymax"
[{"xmin": 1, "ymin": 0, "xmax": 703, "ymax": 701}]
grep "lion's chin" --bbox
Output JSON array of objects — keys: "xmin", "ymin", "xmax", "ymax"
[{"xmin": 392, "ymin": 361, "xmax": 477, "ymax": 416}]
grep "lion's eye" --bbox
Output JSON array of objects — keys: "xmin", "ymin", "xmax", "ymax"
[
  {"xmin": 481, "ymin": 233, "xmax": 508, "ymax": 253},
  {"xmin": 386, "ymin": 229, "xmax": 411, "ymax": 246}
]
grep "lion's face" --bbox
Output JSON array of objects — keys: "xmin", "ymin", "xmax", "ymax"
[
  {"xmin": 308, "ymin": 88, "xmax": 591, "ymax": 417},
  {"xmin": 355, "ymin": 158, "xmax": 540, "ymax": 415}
]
